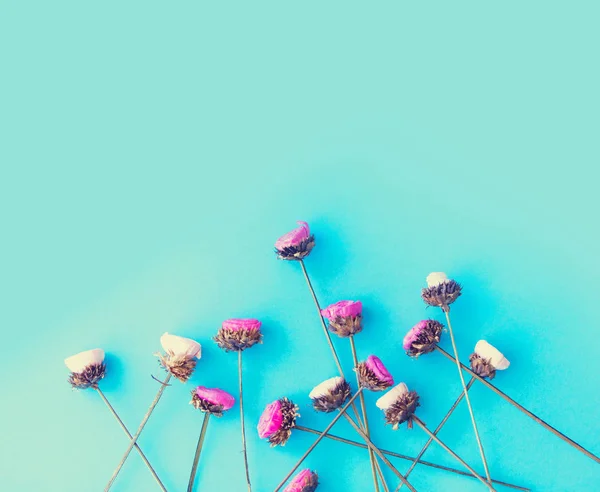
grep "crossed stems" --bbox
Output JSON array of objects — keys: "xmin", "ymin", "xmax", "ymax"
[
  {"xmin": 95, "ymin": 386, "xmax": 167, "ymax": 492},
  {"xmin": 104, "ymin": 373, "xmax": 172, "ymax": 491},
  {"xmin": 300, "ymin": 259, "xmax": 388, "ymax": 491},
  {"xmin": 434, "ymin": 345, "xmax": 600, "ymax": 465}
]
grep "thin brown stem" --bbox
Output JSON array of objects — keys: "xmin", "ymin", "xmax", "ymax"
[
  {"xmin": 187, "ymin": 412, "xmax": 210, "ymax": 492},
  {"xmin": 239, "ymin": 350, "xmax": 252, "ymax": 492},
  {"xmin": 435, "ymin": 345, "xmax": 600, "ymax": 465},
  {"xmin": 105, "ymin": 373, "xmax": 172, "ymax": 491},
  {"xmin": 341, "ymin": 412, "xmax": 417, "ymax": 492},
  {"xmin": 413, "ymin": 416, "xmax": 495, "ymax": 491},
  {"xmin": 444, "ymin": 309, "xmax": 492, "ymax": 484},
  {"xmin": 95, "ymin": 387, "xmax": 167, "ymax": 492},
  {"xmin": 349, "ymin": 335, "xmax": 383, "ymax": 492},
  {"xmin": 396, "ymin": 377, "xmax": 476, "ymax": 491},
  {"xmin": 273, "ymin": 390, "xmax": 363, "ymax": 492},
  {"xmin": 294, "ymin": 425, "xmax": 529, "ymax": 491}
]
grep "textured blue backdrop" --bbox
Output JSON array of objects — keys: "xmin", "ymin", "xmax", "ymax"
[{"xmin": 1, "ymin": 1, "xmax": 599, "ymax": 491}]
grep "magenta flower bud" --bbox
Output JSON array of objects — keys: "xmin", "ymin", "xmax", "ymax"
[
  {"xmin": 257, "ymin": 400, "xmax": 283, "ymax": 439},
  {"xmin": 356, "ymin": 355, "xmax": 394, "ymax": 391},
  {"xmin": 320, "ymin": 300, "xmax": 363, "ymax": 338},
  {"xmin": 191, "ymin": 386, "xmax": 235, "ymax": 417},
  {"xmin": 403, "ymin": 319, "xmax": 443, "ymax": 358},
  {"xmin": 257, "ymin": 398, "xmax": 300, "ymax": 446},
  {"xmin": 214, "ymin": 318, "xmax": 263, "ymax": 352},
  {"xmin": 275, "ymin": 221, "xmax": 315, "ymax": 260},
  {"xmin": 284, "ymin": 469, "xmax": 319, "ymax": 492}
]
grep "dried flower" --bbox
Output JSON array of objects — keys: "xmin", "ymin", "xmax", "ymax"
[
  {"xmin": 157, "ymin": 333, "xmax": 202, "ymax": 382},
  {"xmin": 321, "ymin": 300, "xmax": 363, "ymax": 338},
  {"xmin": 190, "ymin": 386, "xmax": 235, "ymax": 417},
  {"xmin": 356, "ymin": 355, "xmax": 394, "ymax": 391},
  {"xmin": 284, "ymin": 469, "xmax": 319, "ymax": 492},
  {"xmin": 65, "ymin": 348, "xmax": 106, "ymax": 389},
  {"xmin": 421, "ymin": 272, "xmax": 462, "ymax": 311},
  {"xmin": 214, "ymin": 318, "xmax": 263, "ymax": 352},
  {"xmin": 469, "ymin": 340, "xmax": 510, "ymax": 379},
  {"xmin": 257, "ymin": 398, "xmax": 300, "ymax": 446},
  {"xmin": 403, "ymin": 320, "xmax": 444, "ymax": 357},
  {"xmin": 376, "ymin": 383, "xmax": 420, "ymax": 430},
  {"xmin": 309, "ymin": 376, "xmax": 351, "ymax": 413},
  {"xmin": 275, "ymin": 221, "xmax": 315, "ymax": 260}
]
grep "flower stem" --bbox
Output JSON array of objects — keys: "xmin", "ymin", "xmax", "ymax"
[
  {"xmin": 187, "ymin": 412, "xmax": 211, "ymax": 492},
  {"xmin": 298, "ymin": 260, "xmax": 366, "ymax": 427},
  {"xmin": 294, "ymin": 425, "xmax": 529, "ymax": 491},
  {"xmin": 396, "ymin": 377, "xmax": 475, "ymax": 491},
  {"xmin": 349, "ymin": 335, "xmax": 385, "ymax": 492},
  {"xmin": 95, "ymin": 387, "xmax": 167, "ymax": 492},
  {"xmin": 444, "ymin": 309, "xmax": 492, "ymax": 485},
  {"xmin": 104, "ymin": 373, "xmax": 172, "ymax": 491},
  {"xmin": 273, "ymin": 389, "xmax": 363, "ymax": 492},
  {"xmin": 435, "ymin": 345, "xmax": 600, "ymax": 465},
  {"xmin": 412, "ymin": 415, "xmax": 495, "ymax": 491},
  {"xmin": 341, "ymin": 412, "xmax": 417, "ymax": 492},
  {"xmin": 238, "ymin": 350, "xmax": 252, "ymax": 492}
]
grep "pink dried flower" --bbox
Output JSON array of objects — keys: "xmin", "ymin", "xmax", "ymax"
[
  {"xmin": 403, "ymin": 320, "xmax": 428, "ymax": 350},
  {"xmin": 275, "ymin": 221, "xmax": 315, "ymax": 260},
  {"xmin": 195, "ymin": 387, "xmax": 235, "ymax": 410},
  {"xmin": 284, "ymin": 469, "xmax": 319, "ymax": 492},
  {"xmin": 321, "ymin": 300, "xmax": 362, "ymax": 319},
  {"xmin": 257, "ymin": 400, "xmax": 283, "ymax": 439}
]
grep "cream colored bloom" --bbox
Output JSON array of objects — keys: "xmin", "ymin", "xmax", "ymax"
[
  {"xmin": 426, "ymin": 272, "xmax": 449, "ymax": 287},
  {"xmin": 309, "ymin": 376, "xmax": 344, "ymax": 399},
  {"xmin": 475, "ymin": 340, "xmax": 510, "ymax": 370},
  {"xmin": 376, "ymin": 382, "xmax": 409, "ymax": 410},
  {"xmin": 64, "ymin": 348, "xmax": 105, "ymax": 373},
  {"xmin": 160, "ymin": 332, "xmax": 202, "ymax": 359}
]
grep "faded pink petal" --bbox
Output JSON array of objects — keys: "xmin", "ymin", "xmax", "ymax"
[
  {"xmin": 222, "ymin": 318, "xmax": 262, "ymax": 332},
  {"xmin": 257, "ymin": 400, "xmax": 283, "ymax": 438},
  {"xmin": 275, "ymin": 221, "xmax": 310, "ymax": 250},
  {"xmin": 321, "ymin": 300, "xmax": 362, "ymax": 320},
  {"xmin": 284, "ymin": 469, "xmax": 317, "ymax": 492},
  {"xmin": 195, "ymin": 386, "xmax": 235, "ymax": 410},
  {"xmin": 403, "ymin": 320, "xmax": 428, "ymax": 350},
  {"xmin": 365, "ymin": 355, "xmax": 394, "ymax": 386}
]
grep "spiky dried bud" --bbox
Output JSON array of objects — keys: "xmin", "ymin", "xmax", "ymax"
[
  {"xmin": 469, "ymin": 353, "xmax": 496, "ymax": 380},
  {"xmin": 421, "ymin": 273, "xmax": 462, "ymax": 311},
  {"xmin": 157, "ymin": 351, "xmax": 197, "ymax": 382},
  {"xmin": 383, "ymin": 390, "xmax": 420, "ymax": 430},
  {"xmin": 403, "ymin": 320, "xmax": 444, "ymax": 358},
  {"xmin": 68, "ymin": 363, "xmax": 106, "ymax": 389},
  {"xmin": 310, "ymin": 377, "xmax": 351, "ymax": 413}
]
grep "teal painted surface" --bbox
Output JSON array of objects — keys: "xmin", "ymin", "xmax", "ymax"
[{"xmin": 1, "ymin": 2, "xmax": 599, "ymax": 490}]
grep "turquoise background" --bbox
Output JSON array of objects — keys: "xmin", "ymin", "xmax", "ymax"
[{"xmin": 1, "ymin": 1, "xmax": 599, "ymax": 491}]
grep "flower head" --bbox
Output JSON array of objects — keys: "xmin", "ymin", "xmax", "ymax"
[
  {"xmin": 214, "ymin": 318, "xmax": 263, "ymax": 352},
  {"xmin": 65, "ymin": 349, "xmax": 106, "ymax": 389},
  {"xmin": 321, "ymin": 300, "xmax": 363, "ymax": 338},
  {"xmin": 376, "ymin": 383, "xmax": 420, "ymax": 430},
  {"xmin": 309, "ymin": 376, "xmax": 351, "ymax": 413},
  {"xmin": 421, "ymin": 272, "xmax": 462, "ymax": 311},
  {"xmin": 356, "ymin": 355, "xmax": 394, "ymax": 391},
  {"xmin": 275, "ymin": 221, "xmax": 315, "ymax": 260},
  {"xmin": 469, "ymin": 340, "xmax": 510, "ymax": 379},
  {"xmin": 284, "ymin": 469, "xmax": 319, "ymax": 492},
  {"xmin": 190, "ymin": 386, "xmax": 235, "ymax": 417},
  {"xmin": 156, "ymin": 333, "xmax": 202, "ymax": 382},
  {"xmin": 257, "ymin": 398, "xmax": 300, "ymax": 446},
  {"xmin": 403, "ymin": 320, "xmax": 444, "ymax": 357}
]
